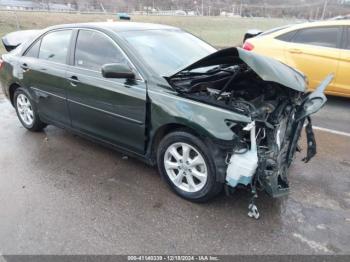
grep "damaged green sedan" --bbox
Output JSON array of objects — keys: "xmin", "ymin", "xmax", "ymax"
[{"xmin": 0, "ymin": 23, "xmax": 332, "ymax": 211}]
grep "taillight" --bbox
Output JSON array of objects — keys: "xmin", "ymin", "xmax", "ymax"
[{"xmin": 243, "ymin": 41, "xmax": 254, "ymax": 51}]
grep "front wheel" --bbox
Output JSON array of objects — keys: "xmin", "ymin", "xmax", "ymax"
[
  {"xmin": 157, "ymin": 131, "xmax": 223, "ymax": 202},
  {"xmin": 14, "ymin": 88, "xmax": 46, "ymax": 132}
]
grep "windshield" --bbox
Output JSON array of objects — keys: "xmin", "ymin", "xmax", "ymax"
[{"xmin": 119, "ymin": 29, "xmax": 216, "ymax": 76}]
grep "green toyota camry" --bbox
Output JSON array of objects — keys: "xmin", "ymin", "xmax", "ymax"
[{"xmin": 0, "ymin": 22, "xmax": 332, "ymax": 207}]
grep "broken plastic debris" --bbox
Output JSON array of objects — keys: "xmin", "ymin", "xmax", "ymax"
[{"xmin": 248, "ymin": 204, "xmax": 260, "ymax": 219}]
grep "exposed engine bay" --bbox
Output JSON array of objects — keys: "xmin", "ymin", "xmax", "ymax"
[
  {"xmin": 167, "ymin": 48, "xmax": 331, "ymax": 201},
  {"xmin": 168, "ymin": 62, "xmax": 303, "ymax": 120}
]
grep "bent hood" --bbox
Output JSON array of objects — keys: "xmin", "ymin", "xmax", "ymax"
[{"xmin": 169, "ymin": 47, "xmax": 307, "ymax": 92}]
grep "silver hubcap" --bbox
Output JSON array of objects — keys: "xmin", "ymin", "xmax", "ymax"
[
  {"xmin": 16, "ymin": 94, "xmax": 34, "ymax": 126},
  {"xmin": 164, "ymin": 142, "xmax": 208, "ymax": 193}
]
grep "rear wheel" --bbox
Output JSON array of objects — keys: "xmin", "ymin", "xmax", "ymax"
[
  {"xmin": 157, "ymin": 131, "xmax": 223, "ymax": 202},
  {"xmin": 14, "ymin": 88, "xmax": 46, "ymax": 132}
]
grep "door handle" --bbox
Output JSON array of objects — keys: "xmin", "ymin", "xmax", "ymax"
[
  {"xmin": 69, "ymin": 75, "xmax": 80, "ymax": 86},
  {"xmin": 288, "ymin": 48, "xmax": 303, "ymax": 54},
  {"xmin": 20, "ymin": 63, "xmax": 29, "ymax": 71}
]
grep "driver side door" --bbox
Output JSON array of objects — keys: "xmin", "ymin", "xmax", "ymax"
[{"xmin": 66, "ymin": 29, "xmax": 147, "ymax": 154}]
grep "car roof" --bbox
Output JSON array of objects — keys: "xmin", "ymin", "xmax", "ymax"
[
  {"xmin": 290, "ymin": 19, "xmax": 350, "ymax": 29},
  {"xmin": 46, "ymin": 22, "xmax": 179, "ymax": 32},
  {"xmin": 258, "ymin": 19, "xmax": 350, "ymax": 39},
  {"xmin": 281, "ymin": 19, "xmax": 350, "ymax": 33}
]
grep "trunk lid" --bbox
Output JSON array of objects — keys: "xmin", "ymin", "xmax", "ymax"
[{"xmin": 2, "ymin": 30, "xmax": 41, "ymax": 52}]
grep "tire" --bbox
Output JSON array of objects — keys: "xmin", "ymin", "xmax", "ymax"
[
  {"xmin": 14, "ymin": 88, "xmax": 46, "ymax": 132},
  {"xmin": 157, "ymin": 131, "xmax": 223, "ymax": 202}
]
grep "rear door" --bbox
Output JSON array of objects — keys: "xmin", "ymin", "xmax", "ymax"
[
  {"xmin": 284, "ymin": 26, "xmax": 341, "ymax": 92},
  {"xmin": 335, "ymin": 26, "xmax": 350, "ymax": 96},
  {"xmin": 21, "ymin": 30, "xmax": 73, "ymax": 126},
  {"xmin": 247, "ymin": 30, "xmax": 293, "ymax": 63},
  {"xmin": 66, "ymin": 29, "xmax": 147, "ymax": 154}
]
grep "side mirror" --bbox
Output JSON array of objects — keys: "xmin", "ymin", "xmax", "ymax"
[{"xmin": 101, "ymin": 63, "xmax": 135, "ymax": 79}]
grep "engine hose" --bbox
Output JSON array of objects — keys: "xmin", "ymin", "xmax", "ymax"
[{"xmin": 216, "ymin": 70, "xmax": 240, "ymax": 99}]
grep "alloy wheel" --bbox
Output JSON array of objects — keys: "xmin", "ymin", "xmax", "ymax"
[
  {"xmin": 164, "ymin": 142, "xmax": 208, "ymax": 193},
  {"xmin": 16, "ymin": 94, "xmax": 34, "ymax": 126}
]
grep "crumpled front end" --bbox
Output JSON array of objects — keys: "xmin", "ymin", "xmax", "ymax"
[
  {"xmin": 167, "ymin": 47, "xmax": 333, "ymax": 198},
  {"xmin": 225, "ymin": 74, "xmax": 333, "ymax": 197},
  {"xmin": 226, "ymin": 98, "xmax": 303, "ymax": 197}
]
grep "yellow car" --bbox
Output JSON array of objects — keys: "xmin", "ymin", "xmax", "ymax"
[{"xmin": 243, "ymin": 20, "xmax": 350, "ymax": 97}]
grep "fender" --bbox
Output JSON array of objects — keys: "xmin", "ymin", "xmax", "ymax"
[{"xmin": 148, "ymin": 88, "xmax": 251, "ymax": 142}]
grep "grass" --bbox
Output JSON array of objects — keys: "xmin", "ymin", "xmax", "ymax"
[{"xmin": 0, "ymin": 10, "xmax": 296, "ymax": 55}]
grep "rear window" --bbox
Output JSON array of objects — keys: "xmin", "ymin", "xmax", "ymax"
[
  {"xmin": 346, "ymin": 28, "xmax": 350, "ymax": 50},
  {"xmin": 39, "ymin": 30, "xmax": 72, "ymax": 64},
  {"xmin": 24, "ymin": 40, "xmax": 41, "ymax": 58},
  {"xmin": 275, "ymin": 30, "xmax": 297, "ymax": 42},
  {"xmin": 292, "ymin": 27, "xmax": 339, "ymax": 48},
  {"xmin": 259, "ymin": 25, "xmax": 292, "ymax": 37}
]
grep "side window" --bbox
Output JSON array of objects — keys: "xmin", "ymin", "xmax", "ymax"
[
  {"xmin": 24, "ymin": 40, "xmax": 41, "ymax": 58},
  {"xmin": 74, "ymin": 30, "xmax": 127, "ymax": 71},
  {"xmin": 275, "ymin": 30, "xmax": 297, "ymax": 42},
  {"xmin": 39, "ymin": 30, "xmax": 72, "ymax": 64},
  {"xmin": 292, "ymin": 27, "xmax": 339, "ymax": 48},
  {"xmin": 346, "ymin": 28, "xmax": 350, "ymax": 50}
]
